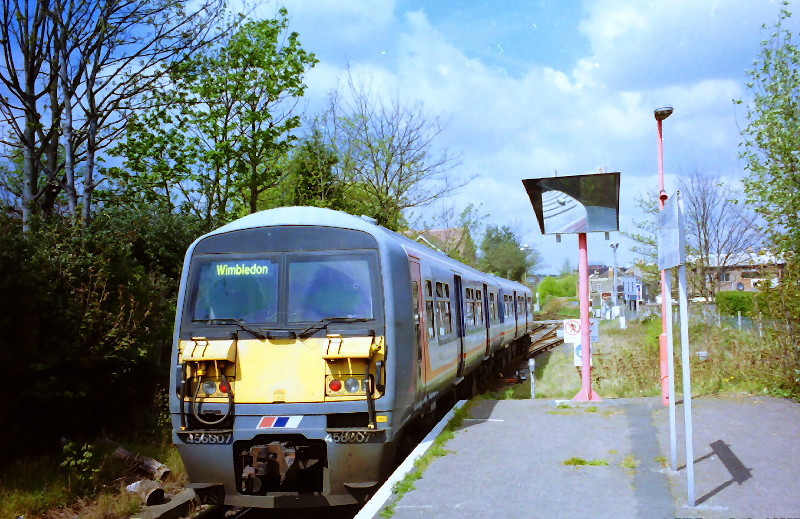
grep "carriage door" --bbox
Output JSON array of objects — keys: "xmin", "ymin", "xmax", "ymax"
[
  {"xmin": 483, "ymin": 283, "xmax": 491, "ymax": 358},
  {"xmin": 409, "ymin": 259, "xmax": 428, "ymax": 401},
  {"xmin": 513, "ymin": 290, "xmax": 519, "ymax": 338},
  {"xmin": 454, "ymin": 275, "xmax": 466, "ymax": 378}
]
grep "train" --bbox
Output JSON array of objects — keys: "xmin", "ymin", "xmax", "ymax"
[{"xmin": 168, "ymin": 206, "xmax": 534, "ymax": 508}]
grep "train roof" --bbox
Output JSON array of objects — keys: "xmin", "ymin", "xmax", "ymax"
[
  {"xmin": 197, "ymin": 206, "xmax": 529, "ymax": 293},
  {"xmin": 210, "ymin": 206, "xmax": 379, "ymax": 235}
]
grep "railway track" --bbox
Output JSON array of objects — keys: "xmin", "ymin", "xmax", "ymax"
[{"xmin": 528, "ymin": 320, "xmax": 565, "ymax": 356}]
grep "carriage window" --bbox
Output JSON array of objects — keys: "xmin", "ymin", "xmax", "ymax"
[
  {"xmin": 464, "ymin": 299, "xmax": 475, "ymax": 328},
  {"xmin": 465, "ymin": 290, "xmax": 476, "ymax": 328},
  {"xmin": 489, "ymin": 293, "xmax": 497, "ymax": 322},
  {"xmin": 426, "ymin": 300, "xmax": 436, "ymax": 339},
  {"xmin": 426, "ymin": 280, "xmax": 433, "ymax": 297},
  {"xmin": 437, "ymin": 299, "xmax": 452, "ymax": 336},
  {"xmin": 435, "ymin": 281, "xmax": 452, "ymax": 336}
]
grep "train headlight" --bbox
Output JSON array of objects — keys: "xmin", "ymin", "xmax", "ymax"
[
  {"xmin": 201, "ymin": 379, "xmax": 217, "ymax": 395},
  {"xmin": 344, "ymin": 378, "xmax": 360, "ymax": 393},
  {"xmin": 329, "ymin": 379, "xmax": 342, "ymax": 392}
]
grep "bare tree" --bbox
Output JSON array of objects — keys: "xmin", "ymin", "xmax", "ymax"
[
  {"xmin": 0, "ymin": 0, "xmax": 55, "ymax": 229},
  {"xmin": 0, "ymin": 0, "xmax": 231, "ymax": 228},
  {"xmin": 317, "ymin": 74, "xmax": 466, "ymax": 230},
  {"xmin": 679, "ymin": 171, "xmax": 763, "ymax": 300}
]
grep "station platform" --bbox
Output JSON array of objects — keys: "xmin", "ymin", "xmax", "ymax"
[{"xmin": 361, "ymin": 395, "xmax": 800, "ymax": 519}]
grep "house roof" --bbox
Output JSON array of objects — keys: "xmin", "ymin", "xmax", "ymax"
[
  {"xmin": 407, "ymin": 227, "xmax": 470, "ymax": 256},
  {"xmin": 688, "ymin": 250, "xmax": 787, "ymax": 268}
]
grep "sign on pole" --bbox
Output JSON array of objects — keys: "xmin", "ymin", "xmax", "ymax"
[
  {"xmin": 657, "ymin": 192, "xmax": 685, "ymax": 270},
  {"xmin": 563, "ymin": 318, "xmax": 599, "ymax": 344},
  {"xmin": 565, "ymin": 318, "xmax": 599, "ymax": 367}
]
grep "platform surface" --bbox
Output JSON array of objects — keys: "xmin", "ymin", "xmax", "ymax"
[{"xmin": 379, "ymin": 395, "xmax": 800, "ymax": 519}]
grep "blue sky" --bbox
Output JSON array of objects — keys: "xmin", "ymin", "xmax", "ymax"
[{"xmin": 256, "ymin": 0, "xmax": 793, "ymax": 273}]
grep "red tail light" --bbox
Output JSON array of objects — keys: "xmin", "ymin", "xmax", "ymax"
[{"xmin": 329, "ymin": 379, "xmax": 342, "ymax": 392}]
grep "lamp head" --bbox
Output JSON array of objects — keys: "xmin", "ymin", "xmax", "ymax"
[{"xmin": 654, "ymin": 106, "xmax": 673, "ymax": 121}]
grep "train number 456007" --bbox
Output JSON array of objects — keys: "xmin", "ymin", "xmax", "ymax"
[
  {"xmin": 182, "ymin": 432, "xmax": 232, "ymax": 444},
  {"xmin": 326, "ymin": 431, "xmax": 377, "ymax": 444}
]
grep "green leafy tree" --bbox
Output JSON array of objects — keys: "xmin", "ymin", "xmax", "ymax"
[
  {"xmin": 285, "ymin": 129, "xmax": 346, "ymax": 209},
  {"xmin": 739, "ymin": 2, "xmax": 800, "ymax": 254},
  {"xmin": 0, "ymin": 206, "xmax": 204, "ymax": 460},
  {"xmin": 537, "ymin": 274, "xmax": 577, "ymax": 304},
  {"xmin": 0, "ymin": 0, "xmax": 230, "ymax": 229},
  {"xmin": 737, "ymin": 3, "xmax": 799, "ymax": 379},
  {"xmin": 409, "ymin": 203, "xmax": 485, "ymax": 267},
  {"xmin": 478, "ymin": 225, "xmax": 540, "ymax": 282},
  {"xmin": 113, "ymin": 10, "xmax": 317, "ymax": 227}
]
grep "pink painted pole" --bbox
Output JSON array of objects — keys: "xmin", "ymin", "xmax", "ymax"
[
  {"xmin": 657, "ymin": 114, "xmax": 670, "ymax": 407},
  {"xmin": 573, "ymin": 232, "xmax": 601, "ymax": 402}
]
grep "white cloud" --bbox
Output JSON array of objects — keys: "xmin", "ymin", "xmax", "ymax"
[
  {"xmin": 276, "ymin": 0, "xmax": 790, "ymax": 268},
  {"xmin": 577, "ymin": 0, "xmax": 787, "ymax": 89}
]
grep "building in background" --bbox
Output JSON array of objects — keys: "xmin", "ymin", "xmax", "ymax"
[{"xmin": 588, "ymin": 265, "xmax": 647, "ymax": 317}]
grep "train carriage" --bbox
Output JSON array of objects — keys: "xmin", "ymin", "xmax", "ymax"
[{"xmin": 169, "ymin": 207, "xmax": 533, "ymax": 507}]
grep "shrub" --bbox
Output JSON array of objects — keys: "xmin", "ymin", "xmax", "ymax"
[
  {"xmin": 717, "ymin": 291, "xmax": 755, "ymax": 316},
  {"xmin": 538, "ymin": 274, "xmax": 577, "ymax": 304},
  {"xmin": 1, "ymin": 207, "xmax": 204, "ymax": 462}
]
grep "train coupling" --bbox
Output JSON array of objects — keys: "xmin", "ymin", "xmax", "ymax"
[
  {"xmin": 238, "ymin": 440, "xmax": 325, "ymax": 494},
  {"xmin": 241, "ymin": 444, "xmax": 289, "ymax": 486}
]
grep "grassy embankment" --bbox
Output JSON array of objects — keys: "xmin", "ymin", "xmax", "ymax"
[
  {"xmin": 1, "ymin": 417, "xmax": 187, "ymax": 519},
  {"xmin": 532, "ymin": 314, "xmax": 800, "ymax": 401}
]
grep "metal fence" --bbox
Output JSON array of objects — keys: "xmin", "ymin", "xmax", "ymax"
[{"xmin": 625, "ymin": 302, "xmax": 785, "ymax": 336}]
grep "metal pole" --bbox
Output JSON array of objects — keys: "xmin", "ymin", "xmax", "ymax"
[
  {"xmin": 678, "ymin": 263, "xmax": 695, "ymax": 506},
  {"xmin": 611, "ymin": 243, "xmax": 619, "ymax": 307},
  {"xmin": 573, "ymin": 233, "xmax": 601, "ymax": 402}
]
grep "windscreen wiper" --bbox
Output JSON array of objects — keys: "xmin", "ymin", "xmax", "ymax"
[
  {"xmin": 191, "ymin": 318, "xmax": 267, "ymax": 340},
  {"xmin": 298, "ymin": 317, "xmax": 371, "ymax": 339}
]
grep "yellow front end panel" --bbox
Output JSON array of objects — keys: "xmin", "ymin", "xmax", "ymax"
[
  {"xmin": 235, "ymin": 338, "xmax": 328, "ymax": 403},
  {"xmin": 179, "ymin": 335, "xmax": 385, "ymax": 404}
]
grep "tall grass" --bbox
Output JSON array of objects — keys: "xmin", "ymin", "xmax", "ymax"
[
  {"xmin": 531, "ymin": 346, "xmax": 582, "ymax": 398},
  {"xmin": 682, "ymin": 322, "xmax": 800, "ymax": 398},
  {"xmin": 533, "ymin": 316, "xmax": 800, "ymax": 401},
  {"xmin": 593, "ymin": 316, "xmax": 800, "ymax": 399},
  {"xmin": 594, "ymin": 317, "xmax": 663, "ymax": 398}
]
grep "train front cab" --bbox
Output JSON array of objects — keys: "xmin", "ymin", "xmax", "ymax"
[{"xmin": 169, "ymin": 223, "xmax": 409, "ymax": 507}]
